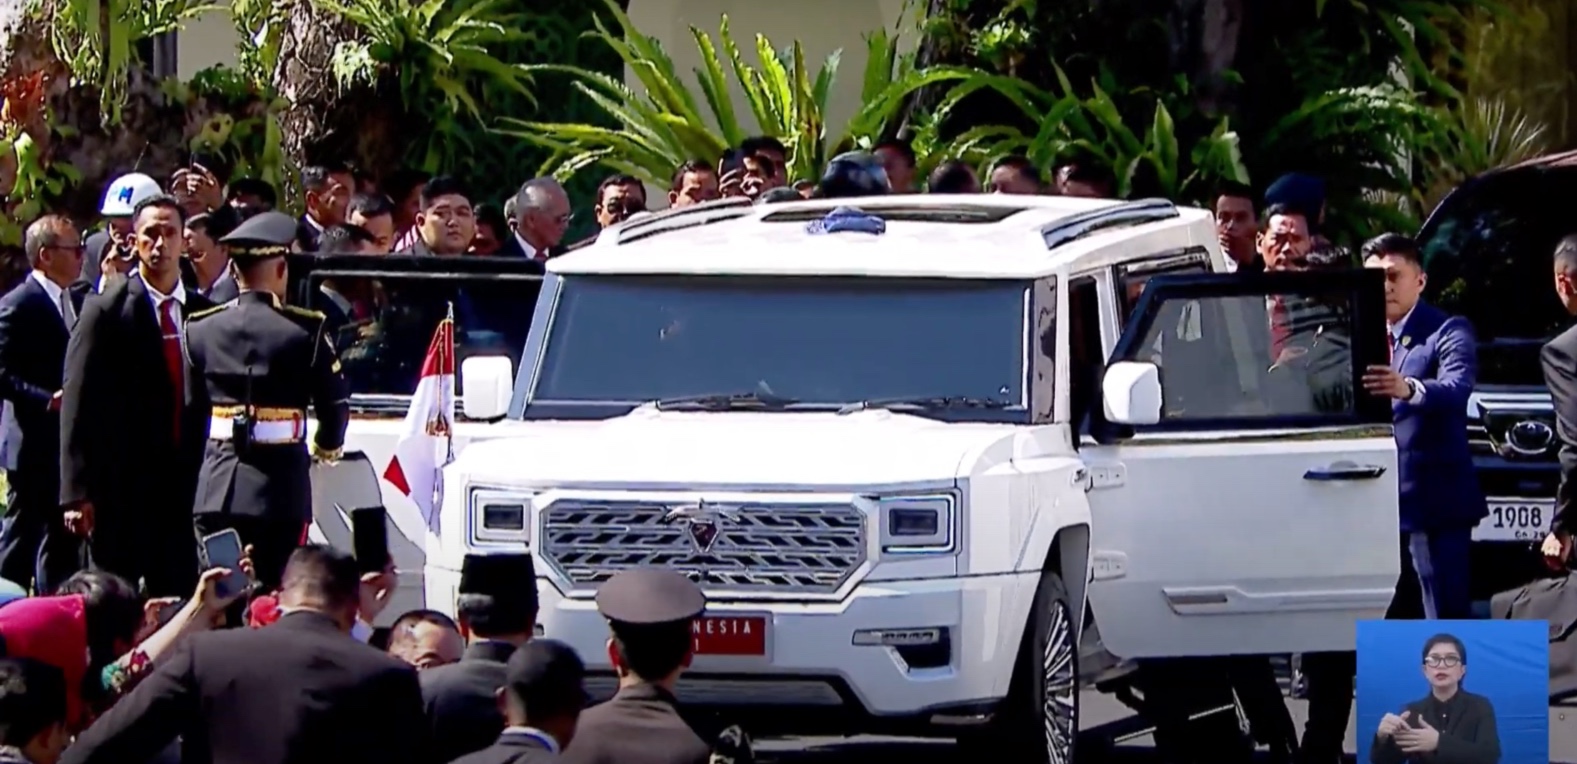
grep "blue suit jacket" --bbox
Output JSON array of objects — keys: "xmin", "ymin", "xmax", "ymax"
[{"xmin": 1391, "ymin": 301, "xmax": 1485, "ymax": 532}]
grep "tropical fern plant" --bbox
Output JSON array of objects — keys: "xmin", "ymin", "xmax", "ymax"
[
  {"xmin": 308, "ymin": 0, "xmax": 537, "ymax": 171},
  {"xmin": 38, "ymin": 0, "xmax": 218, "ymax": 122},
  {"xmin": 937, "ymin": 68, "xmax": 1249, "ymax": 202},
  {"xmin": 502, "ymin": 0, "xmax": 980, "ymax": 185}
]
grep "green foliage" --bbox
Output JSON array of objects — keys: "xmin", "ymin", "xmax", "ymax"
[
  {"xmin": 229, "ymin": 0, "xmax": 287, "ymax": 88},
  {"xmin": 504, "ymin": 0, "xmax": 977, "ymax": 186},
  {"xmin": 914, "ymin": 0, "xmax": 1513, "ymax": 243},
  {"xmin": 945, "ymin": 68, "xmax": 1248, "ymax": 202},
  {"xmin": 308, "ymin": 0, "xmax": 536, "ymax": 174},
  {"xmin": 172, "ymin": 66, "xmax": 290, "ymax": 191},
  {"xmin": 0, "ymin": 130, "xmax": 83, "ymax": 247},
  {"xmin": 40, "ymin": 0, "xmax": 218, "ymax": 123}
]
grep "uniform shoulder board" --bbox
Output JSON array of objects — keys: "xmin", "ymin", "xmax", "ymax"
[
  {"xmin": 186, "ymin": 301, "xmax": 234, "ymax": 322},
  {"xmin": 281, "ymin": 304, "xmax": 326, "ymax": 322}
]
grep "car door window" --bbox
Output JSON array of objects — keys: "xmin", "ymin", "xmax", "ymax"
[
  {"xmin": 1115, "ymin": 249, "xmax": 1212, "ymax": 322},
  {"xmin": 1108, "ymin": 270, "xmax": 1390, "ymax": 429}
]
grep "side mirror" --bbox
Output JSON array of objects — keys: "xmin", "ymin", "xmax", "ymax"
[
  {"xmin": 460, "ymin": 356, "xmax": 514, "ymax": 420},
  {"xmin": 1103, "ymin": 361, "xmax": 1162, "ymax": 425}
]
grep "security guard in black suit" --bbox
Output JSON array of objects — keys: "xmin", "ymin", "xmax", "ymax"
[
  {"xmin": 421, "ymin": 553, "xmax": 541, "ymax": 762},
  {"xmin": 451, "ymin": 638, "xmax": 587, "ymax": 764},
  {"xmin": 561, "ymin": 569, "xmax": 736, "ymax": 764},
  {"xmin": 185, "ymin": 211, "xmax": 350, "ymax": 590}
]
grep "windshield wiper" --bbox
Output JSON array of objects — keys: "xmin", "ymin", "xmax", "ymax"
[
  {"xmin": 654, "ymin": 391, "xmax": 800, "ymax": 411},
  {"xmin": 836, "ymin": 396, "xmax": 1015, "ymax": 415}
]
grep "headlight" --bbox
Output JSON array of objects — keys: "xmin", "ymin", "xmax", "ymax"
[
  {"xmin": 877, "ymin": 493, "xmax": 956, "ymax": 554},
  {"xmin": 468, "ymin": 488, "xmax": 533, "ymax": 545}
]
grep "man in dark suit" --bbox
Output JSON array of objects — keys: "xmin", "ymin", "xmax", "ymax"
[
  {"xmin": 186, "ymin": 212, "xmax": 350, "ymax": 591},
  {"xmin": 453, "ymin": 639, "xmax": 587, "ymax": 764},
  {"xmin": 294, "ymin": 163, "xmax": 355, "ymax": 253},
  {"xmin": 1300, "ymin": 234, "xmax": 1483, "ymax": 764},
  {"xmin": 422, "ymin": 553, "xmax": 540, "ymax": 761},
  {"xmin": 60, "ymin": 544, "xmax": 433, "ymax": 764},
  {"xmin": 0, "ymin": 217, "xmax": 86, "ymax": 593},
  {"xmin": 1543, "ymin": 235, "xmax": 1577, "ymax": 563},
  {"xmin": 59, "ymin": 195, "xmax": 212, "ymax": 598},
  {"xmin": 1361, "ymin": 233, "xmax": 1483, "ymax": 620},
  {"xmin": 560, "ymin": 569, "xmax": 713, "ymax": 764},
  {"xmin": 498, "ymin": 178, "xmax": 566, "ymax": 268}
]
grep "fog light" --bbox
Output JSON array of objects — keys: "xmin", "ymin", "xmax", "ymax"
[{"xmin": 852, "ymin": 627, "xmax": 944, "ymax": 647}]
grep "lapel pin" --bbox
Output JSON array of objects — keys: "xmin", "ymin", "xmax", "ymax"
[{"xmin": 1400, "ymin": 336, "xmax": 1412, "ymax": 348}]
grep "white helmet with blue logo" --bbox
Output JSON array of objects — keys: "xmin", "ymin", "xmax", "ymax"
[{"xmin": 100, "ymin": 172, "xmax": 163, "ymax": 217}]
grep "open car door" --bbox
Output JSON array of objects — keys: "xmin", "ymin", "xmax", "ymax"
[{"xmin": 1083, "ymin": 269, "xmax": 1399, "ymax": 657}]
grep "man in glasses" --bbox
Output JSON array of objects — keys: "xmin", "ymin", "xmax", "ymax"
[
  {"xmin": 0, "ymin": 216, "xmax": 88, "ymax": 593},
  {"xmin": 1370, "ymin": 633, "xmax": 1500, "ymax": 764}
]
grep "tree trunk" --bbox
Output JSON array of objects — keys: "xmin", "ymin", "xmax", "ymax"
[{"xmin": 272, "ymin": 0, "xmax": 405, "ymax": 190}]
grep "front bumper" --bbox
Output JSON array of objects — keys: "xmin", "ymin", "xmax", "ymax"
[{"xmin": 426, "ymin": 566, "xmax": 1041, "ymax": 724}]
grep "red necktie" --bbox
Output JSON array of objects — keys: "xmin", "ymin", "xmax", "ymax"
[
  {"xmin": 159, "ymin": 298, "xmax": 185, "ymax": 443},
  {"xmin": 1387, "ymin": 328, "xmax": 1396, "ymax": 365}
]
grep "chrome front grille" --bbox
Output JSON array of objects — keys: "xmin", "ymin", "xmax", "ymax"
[{"xmin": 540, "ymin": 500, "xmax": 867, "ymax": 594}]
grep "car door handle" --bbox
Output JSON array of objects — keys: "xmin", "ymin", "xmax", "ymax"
[{"xmin": 1303, "ymin": 462, "xmax": 1387, "ymax": 481}]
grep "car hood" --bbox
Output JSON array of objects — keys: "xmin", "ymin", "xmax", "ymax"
[{"xmin": 452, "ymin": 408, "xmax": 1029, "ymax": 485}]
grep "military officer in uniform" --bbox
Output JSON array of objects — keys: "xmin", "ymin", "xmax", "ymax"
[
  {"xmin": 422, "ymin": 552, "xmax": 541, "ymax": 761},
  {"xmin": 185, "ymin": 211, "xmax": 351, "ymax": 590},
  {"xmin": 561, "ymin": 569, "xmax": 724, "ymax": 764}
]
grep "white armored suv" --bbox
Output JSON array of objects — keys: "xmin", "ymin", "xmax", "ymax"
[{"xmin": 330, "ymin": 194, "xmax": 1403, "ymax": 762}]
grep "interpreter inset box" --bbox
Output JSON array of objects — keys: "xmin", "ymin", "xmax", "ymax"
[{"xmin": 1357, "ymin": 619, "xmax": 1547, "ymax": 764}]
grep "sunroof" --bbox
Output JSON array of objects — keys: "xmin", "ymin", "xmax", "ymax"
[{"xmin": 759, "ymin": 205, "xmax": 1025, "ymax": 224}]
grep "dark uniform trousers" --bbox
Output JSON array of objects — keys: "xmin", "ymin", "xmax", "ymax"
[
  {"xmin": 1299, "ymin": 533, "xmax": 1466, "ymax": 763},
  {"xmin": 559, "ymin": 684, "xmax": 711, "ymax": 764},
  {"xmin": 419, "ymin": 640, "xmax": 516, "ymax": 763},
  {"xmin": 184, "ymin": 291, "xmax": 349, "ymax": 592},
  {"xmin": 450, "ymin": 730, "xmax": 561, "ymax": 764}
]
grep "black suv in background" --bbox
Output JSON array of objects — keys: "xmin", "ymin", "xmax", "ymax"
[{"xmin": 1420, "ymin": 149, "xmax": 1577, "ymax": 607}]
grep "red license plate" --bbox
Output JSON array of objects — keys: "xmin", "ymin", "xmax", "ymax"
[{"xmin": 692, "ymin": 615, "xmax": 768, "ymax": 656}]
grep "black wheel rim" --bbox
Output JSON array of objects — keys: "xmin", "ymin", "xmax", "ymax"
[{"xmin": 1042, "ymin": 597, "xmax": 1076, "ymax": 764}]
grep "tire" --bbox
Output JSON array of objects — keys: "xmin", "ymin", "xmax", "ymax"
[{"xmin": 971, "ymin": 567, "xmax": 1078, "ymax": 764}]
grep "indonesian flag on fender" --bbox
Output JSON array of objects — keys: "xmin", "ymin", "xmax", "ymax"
[{"xmin": 382, "ymin": 304, "xmax": 456, "ymax": 533}]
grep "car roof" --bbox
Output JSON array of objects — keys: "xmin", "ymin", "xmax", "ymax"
[{"xmin": 548, "ymin": 194, "xmax": 1224, "ymax": 280}]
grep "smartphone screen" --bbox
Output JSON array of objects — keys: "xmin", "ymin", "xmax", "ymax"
[
  {"xmin": 351, "ymin": 506, "xmax": 389, "ymax": 574},
  {"xmin": 156, "ymin": 600, "xmax": 185, "ymax": 627},
  {"xmin": 200, "ymin": 529, "xmax": 250, "ymax": 600}
]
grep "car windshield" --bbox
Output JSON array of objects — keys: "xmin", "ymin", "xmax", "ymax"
[
  {"xmin": 530, "ymin": 275, "xmax": 1028, "ymax": 407},
  {"xmin": 307, "ymin": 270, "xmax": 538, "ymax": 398},
  {"xmin": 1422, "ymin": 163, "xmax": 1577, "ymax": 385}
]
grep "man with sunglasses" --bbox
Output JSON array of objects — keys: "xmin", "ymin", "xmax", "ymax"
[{"xmin": 0, "ymin": 216, "xmax": 89, "ymax": 593}]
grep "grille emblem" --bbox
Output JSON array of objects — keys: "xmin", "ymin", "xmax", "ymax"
[
  {"xmin": 1506, "ymin": 420, "xmax": 1555, "ymax": 456},
  {"xmin": 663, "ymin": 501, "xmax": 739, "ymax": 554},
  {"xmin": 686, "ymin": 521, "xmax": 719, "ymax": 554}
]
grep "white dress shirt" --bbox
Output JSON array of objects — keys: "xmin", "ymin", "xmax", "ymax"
[
  {"xmin": 144, "ymin": 276, "xmax": 187, "ymax": 335},
  {"xmin": 1388, "ymin": 304, "xmax": 1426, "ymax": 405},
  {"xmin": 499, "ymin": 727, "xmax": 561, "ymax": 754},
  {"xmin": 30, "ymin": 270, "xmax": 73, "ymax": 325},
  {"xmin": 513, "ymin": 232, "xmax": 544, "ymax": 261}
]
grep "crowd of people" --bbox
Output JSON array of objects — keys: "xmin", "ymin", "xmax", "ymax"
[{"xmin": 0, "ymin": 122, "xmax": 1503, "ymax": 764}]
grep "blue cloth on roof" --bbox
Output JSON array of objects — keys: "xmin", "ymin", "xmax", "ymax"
[{"xmin": 806, "ymin": 207, "xmax": 886, "ymax": 236}]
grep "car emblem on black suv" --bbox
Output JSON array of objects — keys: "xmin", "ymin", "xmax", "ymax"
[{"xmin": 1506, "ymin": 420, "xmax": 1556, "ymax": 456}]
